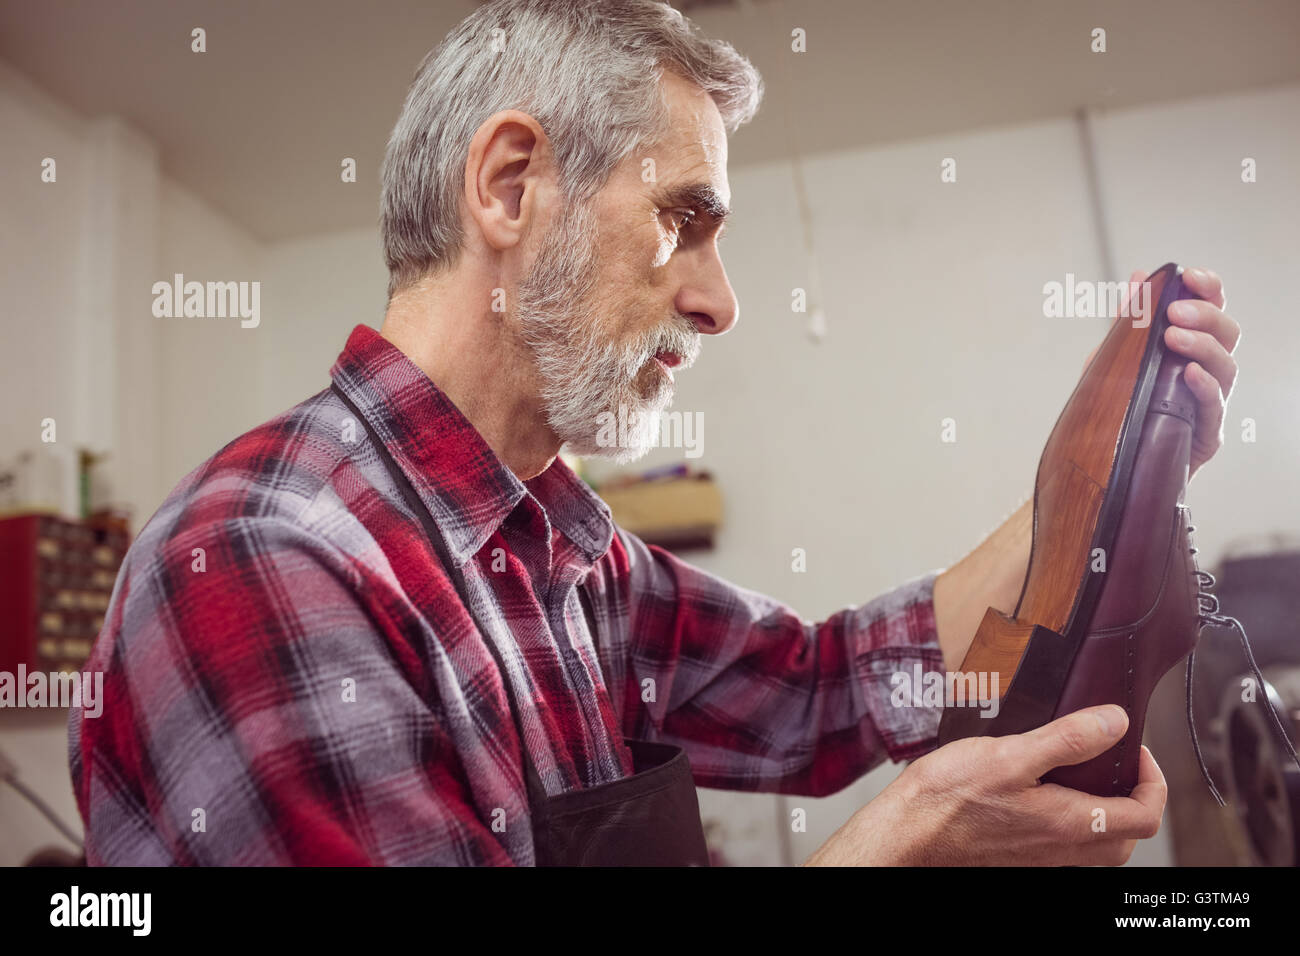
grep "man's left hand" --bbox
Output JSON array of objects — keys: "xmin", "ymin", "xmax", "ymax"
[{"xmin": 1131, "ymin": 265, "xmax": 1239, "ymax": 479}]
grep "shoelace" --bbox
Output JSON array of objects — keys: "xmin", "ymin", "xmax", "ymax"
[{"xmin": 1183, "ymin": 508, "xmax": 1300, "ymax": 807}]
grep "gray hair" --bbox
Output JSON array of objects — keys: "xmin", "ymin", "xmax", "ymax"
[{"xmin": 379, "ymin": 0, "xmax": 763, "ymax": 299}]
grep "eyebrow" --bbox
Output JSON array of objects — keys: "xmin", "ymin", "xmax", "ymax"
[{"xmin": 655, "ymin": 183, "xmax": 731, "ymax": 225}]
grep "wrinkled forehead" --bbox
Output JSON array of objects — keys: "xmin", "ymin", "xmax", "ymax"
[{"xmin": 646, "ymin": 72, "xmax": 731, "ymax": 203}]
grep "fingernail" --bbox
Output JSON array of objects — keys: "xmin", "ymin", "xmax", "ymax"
[
  {"xmin": 1169, "ymin": 327, "xmax": 1192, "ymax": 347},
  {"xmin": 1170, "ymin": 301, "xmax": 1195, "ymax": 322},
  {"xmin": 1095, "ymin": 705, "xmax": 1126, "ymax": 737}
]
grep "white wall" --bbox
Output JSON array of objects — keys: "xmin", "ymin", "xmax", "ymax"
[
  {"xmin": 1, "ymin": 58, "xmax": 104, "ymax": 867},
  {"xmin": 0, "ymin": 57, "xmax": 268, "ymax": 526},
  {"xmin": 3, "ymin": 51, "xmax": 1297, "ymax": 865},
  {"xmin": 0, "ymin": 59, "xmax": 90, "ymax": 512},
  {"xmin": 156, "ymin": 179, "xmax": 267, "ymax": 485},
  {"xmin": 0, "ymin": 56, "xmax": 264, "ymax": 866},
  {"xmin": 1092, "ymin": 85, "xmax": 1300, "ymax": 566},
  {"xmin": 257, "ymin": 227, "xmax": 390, "ymax": 415}
]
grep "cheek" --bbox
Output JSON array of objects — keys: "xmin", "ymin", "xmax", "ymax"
[
  {"xmin": 650, "ymin": 231, "xmax": 675, "ymax": 269},
  {"xmin": 594, "ymin": 229, "xmax": 675, "ymax": 341},
  {"xmin": 630, "ymin": 213, "xmax": 675, "ymax": 270}
]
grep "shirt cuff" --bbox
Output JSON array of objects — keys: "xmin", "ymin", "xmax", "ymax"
[{"xmin": 849, "ymin": 570, "xmax": 946, "ymax": 763}]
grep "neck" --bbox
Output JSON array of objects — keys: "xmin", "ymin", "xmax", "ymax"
[{"xmin": 379, "ymin": 270, "xmax": 562, "ymax": 481}]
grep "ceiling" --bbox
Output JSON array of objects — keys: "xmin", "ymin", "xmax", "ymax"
[{"xmin": 2, "ymin": 0, "xmax": 1297, "ymax": 243}]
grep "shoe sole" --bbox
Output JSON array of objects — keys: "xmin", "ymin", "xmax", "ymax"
[{"xmin": 938, "ymin": 263, "xmax": 1189, "ymax": 744}]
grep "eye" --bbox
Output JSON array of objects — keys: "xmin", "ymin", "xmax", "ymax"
[{"xmin": 662, "ymin": 208, "xmax": 695, "ymax": 241}]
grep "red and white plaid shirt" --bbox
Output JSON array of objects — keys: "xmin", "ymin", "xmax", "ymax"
[{"xmin": 68, "ymin": 324, "xmax": 944, "ymax": 865}]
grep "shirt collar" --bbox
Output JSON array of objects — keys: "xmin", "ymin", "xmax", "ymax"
[{"xmin": 329, "ymin": 324, "xmax": 613, "ymax": 566}]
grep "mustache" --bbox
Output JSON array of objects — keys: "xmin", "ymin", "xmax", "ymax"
[{"xmin": 641, "ymin": 315, "xmax": 701, "ymax": 370}]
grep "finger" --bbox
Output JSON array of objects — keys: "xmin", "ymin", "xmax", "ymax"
[
  {"xmin": 1184, "ymin": 361, "xmax": 1227, "ymax": 420},
  {"xmin": 1181, "ymin": 266, "xmax": 1226, "ymax": 309},
  {"xmin": 1167, "ymin": 297, "xmax": 1241, "ymax": 354},
  {"xmin": 1184, "ymin": 362, "xmax": 1226, "ymax": 479},
  {"xmin": 1164, "ymin": 326, "xmax": 1238, "ymax": 395},
  {"xmin": 1130, "ymin": 745, "xmax": 1169, "ymax": 815},
  {"xmin": 1026, "ymin": 756, "xmax": 1166, "ymax": 862},
  {"xmin": 1076, "ymin": 748, "xmax": 1168, "ymax": 841},
  {"xmin": 1025, "ymin": 785, "xmax": 1157, "ymax": 846},
  {"xmin": 1018, "ymin": 705, "xmax": 1129, "ymax": 781}
]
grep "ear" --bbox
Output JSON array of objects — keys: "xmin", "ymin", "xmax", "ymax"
[{"xmin": 463, "ymin": 110, "xmax": 552, "ymax": 255}]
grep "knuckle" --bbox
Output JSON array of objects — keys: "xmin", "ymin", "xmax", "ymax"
[
  {"xmin": 1138, "ymin": 814, "xmax": 1161, "ymax": 840},
  {"xmin": 901, "ymin": 752, "xmax": 937, "ymax": 792},
  {"xmin": 987, "ymin": 735, "xmax": 1016, "ymax": 767},
  {"xmin": 961, "ymin": 737, "xmax": 1014, "ymax": 788},
  {"xmin": 1058, "ymin": 724, "xmax": 1091, "ymax": 756},
  {"xmin": 1037, "ymin": 790, "xmax": 1087, "ymax": 839},
  {"xmin": 967, "ymin": 733, "xmax": 1003, "ymax": 762},
  {"xmin": 1052, "ymin": 804, "xmax": 1086, "ymax": 842},
  {"xmin": 907, "ymin": 745, "xmax": 958, "ymax": 793}
]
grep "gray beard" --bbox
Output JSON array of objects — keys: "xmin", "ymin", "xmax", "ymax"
[{"xmin": 515, "ymin": 200, "xmax": 696, "ymax": 463}]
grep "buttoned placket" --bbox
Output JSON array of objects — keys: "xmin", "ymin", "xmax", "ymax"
[{"xmin": 493, "ymin": 492, "xmax": 625, "ymax": 790}]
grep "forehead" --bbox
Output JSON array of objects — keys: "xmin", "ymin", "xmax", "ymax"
[{"xmin": 648, "ymin": 71, "xmax": 730, "ymax": 202}]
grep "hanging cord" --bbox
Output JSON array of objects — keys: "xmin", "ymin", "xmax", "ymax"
[{"xmin": 0, "ymin": 749, "xmax": 84, "ymax": 848}]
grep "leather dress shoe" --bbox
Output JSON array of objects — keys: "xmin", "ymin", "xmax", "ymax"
[{"xmin": 939, "ymin": 263, "xmax": 1300, "ymax": 801}]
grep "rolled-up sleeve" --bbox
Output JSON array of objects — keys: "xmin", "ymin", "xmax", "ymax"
[{"xmin": 590, "ymin": 528, "xmax": 945, "ymax": 798}]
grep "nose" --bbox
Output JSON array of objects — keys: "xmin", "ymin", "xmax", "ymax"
[{"xmin": 674, "ymin": 246, "xmax": 739, "ymax": 336}]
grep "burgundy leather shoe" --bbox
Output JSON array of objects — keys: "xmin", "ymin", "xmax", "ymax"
[{"xmin": 938, "ymin": 263, "xmax": 1300, "ymax": 801}]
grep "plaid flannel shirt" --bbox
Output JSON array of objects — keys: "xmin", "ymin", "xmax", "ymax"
[{"xmin": 68, "ymin": 323, "xmax": 944, "ymax": 865}]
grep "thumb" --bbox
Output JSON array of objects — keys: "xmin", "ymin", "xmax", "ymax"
[{"xmin": 1018, "ymin": 705, "xmax": 1129, "ymax": 782}]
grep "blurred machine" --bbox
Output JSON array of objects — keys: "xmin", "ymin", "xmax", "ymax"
[
  {"xmin": 1199, "ymin": 547, "xmax": 1300, "ymax": 866},
  {"xmin": 1213, "ymin": 668, "xmax": 1300, "ymax": 865},
  {"xmin": 1157, "ymin": 544, "xmax": 1300, "ymax": 866}
]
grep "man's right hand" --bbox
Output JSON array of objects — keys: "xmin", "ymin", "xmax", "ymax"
[{"xmin": 803, "ymin": 704, "xmax": 1168, "ymax": 866}]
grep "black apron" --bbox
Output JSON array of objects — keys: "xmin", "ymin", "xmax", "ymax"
[{"xmin": 331, "ymin": 384, "xmax": 709, "ymax": 867}]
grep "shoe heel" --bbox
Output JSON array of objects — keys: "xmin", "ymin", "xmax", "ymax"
[{"xmin": 938, "ymin": 607, "xmax": 1077, "ymax": 744}]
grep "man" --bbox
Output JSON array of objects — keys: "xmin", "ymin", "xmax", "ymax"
[{"xmin": 69, "ymin": 0, "xmax": 1241, "ymax": 865}]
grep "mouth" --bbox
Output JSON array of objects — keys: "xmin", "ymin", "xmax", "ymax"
[{"xmin": 652, "ymin": 350, "xmax": 682, "ymax": 382}]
